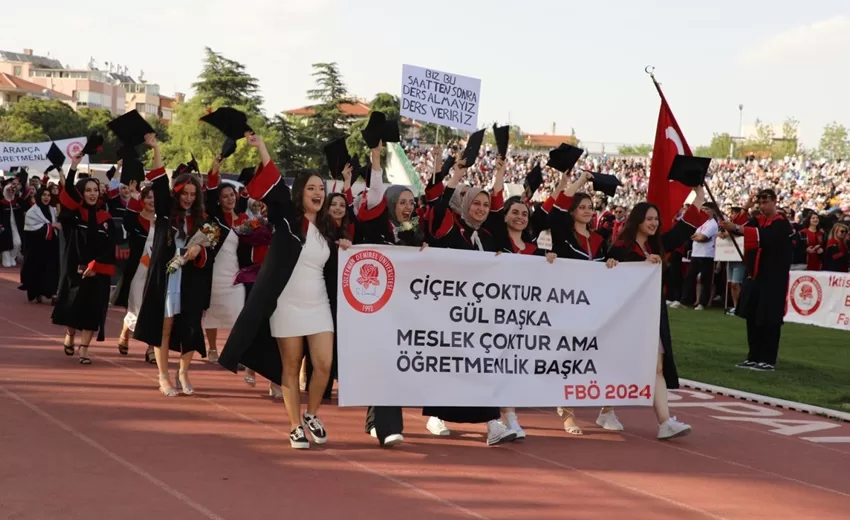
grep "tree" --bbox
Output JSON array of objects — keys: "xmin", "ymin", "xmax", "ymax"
[
  {"xmin": 617, "ymin": 144, "xmax": 652, "ymax": 156},
  {"xmin": 741, "ymin": 118, "xmax": 774, "ymax": 158},
  {"xmin": 0, "ymin": 97, "xmax": 86, "ymax": 141},
  {"xmin": 192, "ymin": 48, "xmax": 263, "ymax": 114},
  {"xmin": 772, "ymin": 117, "xmax": 799, "ymax": 157},
  {"xmin": 818, "ymin": 122, "xmax": 849, "ymax": 160},
  {"xmin": 694, "ymin": 133, "xmax": 735, "ymax": 158},
  {"xmin": 270, "ymin": 114, "xmax": 313, "ymax": 171},
  {"xmin": 306, "ymin": 62, "xmax": 354, "ymax": 148}
]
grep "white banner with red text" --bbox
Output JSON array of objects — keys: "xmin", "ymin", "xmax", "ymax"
[
  {"xmin": 785, "ymin": 270, "xmax": 850, "ymax": 332},
  {"xmin": 336, "ymin": 246, "xmax": 662, "ymax": 407},
  {"xmin": 0, "ymin": 137, "xmax": 89, "ymax": 173}
]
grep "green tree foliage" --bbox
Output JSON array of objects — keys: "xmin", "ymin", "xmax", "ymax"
[
  {"xmin": 818, "ymin": 122, "xmax": 849, "ymax": 160},
  {"xmin": 694, "ymin": 133, "xmax": 734, "ymax": 158},
  {"xmin": 270, "ymin": 114, "xmax": 313, "ymax": 171},
  {"xmin": 617, "ymin": 144, "xmax": 653, "ymax": 156},
  {"xmin": 192, "ymin": 47, "xmax": 263, "ymax": 113},
  {"xmin": 307, "ymin": 62, "xmax": 353, "ymax": 148}
]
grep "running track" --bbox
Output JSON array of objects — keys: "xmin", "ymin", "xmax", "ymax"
[{"xmin": 1, "ymin": 269, "xmax": 848, "ymax": 520}]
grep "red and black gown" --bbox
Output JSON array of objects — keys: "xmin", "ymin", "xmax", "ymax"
[
  {"xmin": 823, "ymin": 238, "xmax": 849, "ymax": 272},
  {"xmin": 51, "ymin": 171, "xmax": 118, "ymax": 340},
  {"xmin": 110, "ymin": 196, "xmax": 151, "ymax": 308},
  {"xmin": 607, "ymin": 205, "xmax": 708, "ymax": 389},
  {"xmin": 800, "ymin": 228, "xmax": 824, "ymax": 271},
  {"xmin": 548, "ymin": 193, "xmax": 608, "ymax": 262}
]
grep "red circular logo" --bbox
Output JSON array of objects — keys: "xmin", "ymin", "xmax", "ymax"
[
  {"xmin": 66, "ymin": 141, "xmax": 84, "ymax": 157},
  {"xmin": 341, "ymin": 250, "xmax": 395, "ymax": 314},
  {"xmin": 789, "ymin": 275, "xmax": 822, "ymax": 316}
]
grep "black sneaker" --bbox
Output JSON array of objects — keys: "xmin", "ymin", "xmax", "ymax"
[
  {"xmin": 303, "ymin": 413, "xmax": 328, "ymax": 445},
  {"xmin": 290, "ymin": 426, "xmax": 310, "ymax": 449},
  {"xmin": 752, "ymin": 363, "xmax": 775, "ymax": 372},
  {"xmin": 736, "ymin": 361, "xmax": 757, "ymax": 369}
]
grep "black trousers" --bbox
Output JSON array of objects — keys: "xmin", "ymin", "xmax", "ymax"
[
  {"xmin": 665, "ymin": 252, "xmax": 684, "ymax": 302},
  {"xmin": 746, "ymin": 320, "xmax": 782, "ymax": 365},
  {"xmin": 681, "ymin": 257, "xmax": 714, "ymax": 307},
  {"xmin": 365, "ymin": 406, "xmax": 404, "ymax": 445}
]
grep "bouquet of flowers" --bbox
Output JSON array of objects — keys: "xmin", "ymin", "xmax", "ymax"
[
  {"xmin": 234, "ymin": 217, "xmax": 273, "ymax": 247},
  {"xmin": 166, "ymin": 222, "xmax": 221, "ymax": 274}
]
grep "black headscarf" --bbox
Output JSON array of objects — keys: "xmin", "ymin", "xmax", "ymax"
[{"xmin": 35, "ymin": 187, "xmax": 52, "ymax": 223}]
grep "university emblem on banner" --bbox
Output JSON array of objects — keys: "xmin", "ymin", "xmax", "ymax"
[
  {"xmin": 66, "ymin": 141, "xmax": 84, "ymax": 158},
  {"xmin": 342, "ymin": 250, "xmax": 396, "ymax": 314},
  {"xmin": 789, "ymin": 275, "xmax": 822, "ymax": 316}
]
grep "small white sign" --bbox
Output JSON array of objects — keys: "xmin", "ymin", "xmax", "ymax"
[
  {"xmin": 715, "ymin": 236, "xmax": 745, "ymax": 262},
  {"xmin": 400, "ymin": 64, "xmax": 481, "ymax": 132}
]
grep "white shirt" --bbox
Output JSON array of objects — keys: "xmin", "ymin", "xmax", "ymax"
[{"xmin": 692, "ymin": 219, "xmax": 718, "ymax": 258}]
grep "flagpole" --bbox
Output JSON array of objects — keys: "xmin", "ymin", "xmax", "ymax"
[{"xmin": 645, "ymin": 65, "xmax": 745, "ymax": 263}]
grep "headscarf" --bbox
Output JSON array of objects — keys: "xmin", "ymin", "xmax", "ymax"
[
  {"xmin": 35, "ymin": 187, "xmax": 53, "ymax": 222},
  {"xmin": 460, "ymin": 187, "xmax": 488, "ymax": 230},
  {"xmin": 3, "ymin": 183, "xmax": 15, "ymax": 202},
  {"xmin": 385, "ymin": 185, "xmax": 422, "ymax": 245},
  {"xmin": 24, "ymin": 188, "xmax": 57, "ymax": 232}
]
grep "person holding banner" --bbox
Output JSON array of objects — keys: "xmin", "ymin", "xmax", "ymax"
[
  {"xmin": 423, "ymin": 154, "xmax": 518, "ymax": 446},
  {"xmin": 607, "ymin": 186, "xmax": 707, "ymax": 440},
  {"xmin": 218, "ymin": 132, "xmax": 353, "ymax": 450},
  {"xmin": 822, "ymin": 223, "xmax": 848, "ymax": 272}
]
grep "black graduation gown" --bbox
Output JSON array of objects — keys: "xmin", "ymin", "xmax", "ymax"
[
  {"xmin": 737, "ymin": 215, "xmax": 794, "ymax": 325},
  {"xmin": 20, "ymin": 205, "xmax": 60, "ymax": 301},
  {"xmin": 822, "ymin": 239, "xmax": 849, "ymax": 273},
  {"xmin": 607, "ymin": 205, "xmax": 708, "ymax": 390},
  {"xmin": 51, "ymin": 171, "xmax": 118, "ymax": 340},
  {"xmin": 421, "ymin": 186, "xmax": 503, "ymax": 423},
  {"xmin": 110, "ymin": 196, "xmax": 151, "ymax": 308},
  {"xmin": 548, "ymin": 193, "xmax": 608, "ymax": 262},
  {"xmin": 218, "ymin": 160, "xmax": 339, "ymax": 387},
  {"xmin": 133, "ymin": 167, "xmax": 217, "ymax": 356},
  {"xmin": 0, "ymin": 196, "xmax": 25, "ymax": 253}
]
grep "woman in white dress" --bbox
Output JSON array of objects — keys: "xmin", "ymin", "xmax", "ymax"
[{"xmin": 219, "ymin": 133, "xmax": 352, "ymax": 449}]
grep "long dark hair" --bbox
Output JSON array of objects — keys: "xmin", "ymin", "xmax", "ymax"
[
  {"xmin": 617, "ymin": 202, "xmax": 666, "ymax": 267},
  {"xmin": 569, "ymin": 192, "xmax": 593, "ymax": 233},
  {"xmin": 291, "ymin": 172, "xmax": 334, "ymax": 242},
  {"xmin": 503, "ymin": 195, "xmax": 533, "ymax": 243},
  {"xmin": 325, "ymin": 192, "xmax": 350, "ymax": 240},
  {"xmin": 169, "ymin": 173, "xmax": 204, "ymax": 244}
]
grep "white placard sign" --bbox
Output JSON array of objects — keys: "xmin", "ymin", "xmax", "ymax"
[
  {"xmin": 400, "ymin": 64, "xmax": 481, "ymax": 132},
  {"xmin": 785, "ymin": 271, "xmax": 850, "ymax": 331},
  {"xmin": 336, "ymin": 246, "xmax": 661, "ymax": 407},
  {"xmin": 0, "ymin": 137, "xmax": 89, "ymax": 173},
  {"xmin": 715, "ymin": 236, "xmax": 745, "ymax": 262}
]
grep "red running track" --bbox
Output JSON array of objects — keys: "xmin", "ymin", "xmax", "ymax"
[{"xmin": 1, "ymin": 269, "xmax": 849, "ymax": 519}]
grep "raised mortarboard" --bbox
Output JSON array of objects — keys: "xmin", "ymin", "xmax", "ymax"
[
  {"xmin": 383, "ymin": 118, "xmax": 401, "ymax": 144},
  {"xmin": 200, "ymin": 107, "xmax": 254, "ymax": 141},
  {"xmin": 362, "ymin": 111, "xmax": 386, "ymax": 149},
  {"xmin": 175, "ymin": 164, "xmax": 189, "ymax": 175},
  {"xmin": 237, "ymin": 167, "xmax": 256, "ymax": 186},
  {"xmin": 80, "ymin": 132, "xmax": 104, "ymax": 156},
  {"xmin": 667, "ymin": 155, "xmax": 711, "ymax": 188},
  {"xmin": 221, "ymin": 138, "xmax": 238, "ymax": 160},
  {"xmin": 323, "ymin": 137, "xmax": 351, "ymax": 180},
  {"xmin": 349, "ymin": 154, "xmax": 361, "ymax": 173},
  {"xmin": 461, "ymin": 128, "xmax": 486, "ymax": 168},
  {"xmin": 15, "ymin": 168, "xmax": 28, "ymax": 186},
  {"xmin": 434, "ymin": 154, "xmax": 455, "ymax": 185},
  {"xmin": 187, "ymin": 154, "xmax": 199, "ymax": 173},
  {"xmin": 588, "ymin": 172, "xmax": 622, "ymax": 197},
  {"xmin": 46, "ymin": 142, "xmax": 65, "ymax": 170},
  {"xmin": 105, "ymin": 166, "xmax": 117, "ymax": 181},
  {"xmin": 546, "ymin": 143, "xmax": 584, "ymax": 173},
  {"xmin": 493, "ymin": 124, "xmax": 510, "ymax": 158},
  {"xmin": 524, "ymin": 163, "xmax": 543, "ymax": 195},
  {"xmin": 108, "ymin": 110, "xmax": 156, "ymax": 147},
  {"xmin": 118, "ymin": 145, "xmax": 144, "ymax": 185}
]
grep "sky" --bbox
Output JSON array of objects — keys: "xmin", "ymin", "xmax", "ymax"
[{"xmin": 2, "ymin": 0, "xmax": 848, "ymax": 148}]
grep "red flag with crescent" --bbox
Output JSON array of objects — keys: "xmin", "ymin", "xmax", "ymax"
[{"xmin": 647, "ymin": 81, "xmax": 692, "ymax": 232}]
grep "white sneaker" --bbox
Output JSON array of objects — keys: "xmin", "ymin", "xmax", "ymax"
[
  {"xmin": 369, "ymin": 428, "xmax": 404, "ymax": 447},
  {"xmin": 596, "ymin": 410, "xmax": 624, "ymax": 431},
  {"xmin": 487, "ymin": 420, "xmax": 517, "ymax": 446},
  {"xmin": 503, "ymin": 412, "xmax": 526, "ymax": 439},
  {"xmin": 657, "ymin": 417, "xmax": 692, "ymax": 440},
  {"xmin": 669, "ymin": 301, "xmax": 682, "ymax": 309},
  {"xmin": 694, "ymin": 305, "xmax": 705, "ymax": 311},
  {"xmin": 426, "ymin": 416, "xmax": 451, "ymax": 436}
]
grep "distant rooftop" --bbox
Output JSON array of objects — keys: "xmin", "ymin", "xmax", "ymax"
[{"xmin": 0, "ymin": 50, "xmax": 63, "ymax": 69}]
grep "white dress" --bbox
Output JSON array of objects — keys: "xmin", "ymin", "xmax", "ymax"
[
  {"xmin": 204, "ymin": 228, "xmax": 245, "ymax": 330},
  {"xmin": 269, "ymin": 221, "xmax": 334, "ymax": 338},
  {"xmin": 124, "ymin": 222, "xmax": 155, "ymax": 330}
]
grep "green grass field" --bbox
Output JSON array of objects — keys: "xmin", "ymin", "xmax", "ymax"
[{"xmin": 668, "ymin": 307, "xmax": 850, "ymax": 412}]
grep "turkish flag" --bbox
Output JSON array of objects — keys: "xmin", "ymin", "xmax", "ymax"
[{"xmin": 647, "ymin": 82, "xmax": 692, "ymax": 232}]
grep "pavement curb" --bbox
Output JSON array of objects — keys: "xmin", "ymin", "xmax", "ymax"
[{"xmin": 679, "ymin": 379, "xmax": 850, "ymax": 423}]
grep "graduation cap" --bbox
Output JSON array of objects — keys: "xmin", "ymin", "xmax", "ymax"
[
  {"xmin": 587, "ymin": 172, "xmax": 622, "ymax": 198},
  {"xmin": 107, "ymin": 110, "xmax": 156, "ymax": 147},
  {"xmin": 187, "ymin": 154, "xmax": 199, "ymax": 174},
  {"xmin": 349, "ymin": 154, "xmax": 361, "ymax": 174},
  {"xmin": 117, "ymin": 145, "xmax": 144, "ymax": 185},
  {"xmin": 524, "ymin": 163, "xmax": 543, "ymax": 195},
  {"xmin": 80, "ymin": 132, "xmax": 104, "ymax": 156},
  {"xmin": 323, "ymin": 137, "xmax": 351, "ymax": 180},
  {"xmin": 461, "ymin": 128, "xmax": 486, "ymax": 168},
  {"xmin": 220, "ymin": 138, "xmax": 237, "ymax": 160},
  {"xmin": 361, "ymin": 111, "xmax": 400, "ymax": 149},
  {"xmin": 105, "ymin": 166, "xmax": 117, "ymax": 181},
  {"xmin": 546, "ymin": 143, "xmax": 584, "ymax": 173},
  {"xmin": 667, "ymin": 155, "xmax": 711, "ymax": 188},
  {"xmin": 201, "ymin": 107, "xmax": 253, "ymax": 141},
  {"xmin": 433, "ymin": 154, "xmax": 456, "ymax": 185},
  {"xmin": 46, "ymin": 142, "xmax": 65, "ymax": 170},
  {"xmin": 175, "ymin": 164, "xmax": 189, "ymax": 175},
  {"xmin": 493, "ymin": 124, "xmax": 510, "ymax": 158},
  {"xmin": 237, "ymin": 167, "xmax": 255, "ymax": 186}
]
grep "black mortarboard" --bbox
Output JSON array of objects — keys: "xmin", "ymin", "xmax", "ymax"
[
  {"xmin": 15, "ymin": 168, "xmax": 28, "ymax": 186},
  {"xmin": 546, "ymin": 143, "xmax": 584, "ymax": 173},
  {"xmin": 107, "ymin": 110, "xmax": 156, "ymax": 147},
  {"xmin": 589, "ymin": 172, "xmax": 622, "ymax": 197},
  {"xmin": 175, "ymin": 164, "xmax": 189, "ymax": 175},
  {"xmin": 105, "ymin": 166, "xmax": 117, "ymax": 181},
  {"xmin": 361, "ymin": 111, "xmax": 387, "ymax": 149},
  {"xmin": 383, "ymin": 118, "xmax": 401, "ymax": 144},
  {"xmin": 349, "ymin": 154, "xmax": 361, "ymax": 174},
  {"xmin": 434, "ymin": 154, "xmax": 455, "ymax": 185},
  {"xmin": 323, "ymin": 137, "xmax": 351, "ymax": 180},
  {"xmin": 80, "ymin": 132, "xmax": 104, "ymax": 156},
  {"xmin": 200, "ymin": 107, "xmax": 253, "ymax": 141},
  {"xmin": 187, "ymin": 154, "xmax": 199, "ymax": 173},
  {"xmin": 118, "ymin": 145, "xmax": 144, "ymax": 185},
  {"xmin": 221, "ymin": 138, "xmax": 237, "ymax": 160},
  {"xmin": 46, "ymin": 142, "xmax": 65, "ymax": 170},
  {"xmin": 462, "ymin": 129, "xmax": 486, "ymax": 168},
  {"xmin": 237, "ymin": 167, "xmax": 255, "ymax": 186},
  {"xmin": 493, "ymin": 124, "xmax": 509, "ymax": 158},
  {"xmin": 667, "ymin": 155, "xmax": 711, "ymax": 188},
  {"xmin": 524, "ymin": 164, "xmax": 543, "ymax": 195}
]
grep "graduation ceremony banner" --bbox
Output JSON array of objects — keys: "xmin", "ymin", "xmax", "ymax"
[
  {"xmin": 336, "ymin": 246, "xmax": 662, "ymax": 407},
  {"xmin": 400, "ymin": 64, "xmax": 481, "ymax": 132},
  {"xmin": 0, "ymin": 137, "xmax": 89, "ymax": 172},
  {"xmin": 785, "ymin": 270, "xmax": 850, "ymax": 332}
]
